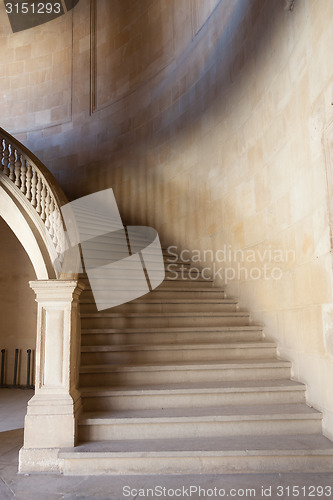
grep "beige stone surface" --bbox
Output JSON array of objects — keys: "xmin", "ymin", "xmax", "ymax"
[
  {"xmin": 0, "ymin": 0, "xmax": 333, "ymax": 458},
  {"xmin": 1, "ymin": 391, "xmax": 333, "ymax": 498},
  {"xmin": 0, "ymin": 2, "xmax": 72, "ymax": 133},
  {"xmin": 19, "ymin": 280, "xmax": 84, "ymax": 461}
]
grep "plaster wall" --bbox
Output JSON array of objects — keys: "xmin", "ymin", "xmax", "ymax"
[
  {"xmin": 0, "ymin": 218, "xmax": 36, "ymax": 387},
  {"xmin": 1, "ymin": 0, "xmax": 333, "ymax": 436}
]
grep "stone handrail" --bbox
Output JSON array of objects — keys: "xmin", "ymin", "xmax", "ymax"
[{"xmin": 0, "ymin": 127, "xmax": 68, "ymax": 273}]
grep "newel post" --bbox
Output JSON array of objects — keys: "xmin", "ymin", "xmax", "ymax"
[{"xmin": 19, "ymin": 280, "xmax": 84, "ymax": 472}]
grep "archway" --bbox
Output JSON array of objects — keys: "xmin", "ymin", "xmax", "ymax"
[
  {"xmin": 0, "ymin": 217, "xmax": 37, "ymax": 390},
  {"xmin": 0, "ymin": 182, "xmax": 56, "ymax": 281}
]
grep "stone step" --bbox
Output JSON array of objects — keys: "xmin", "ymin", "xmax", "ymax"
[
  {"xmin": 79, "ymin": 260, "xmax": 191, "ymax": 272},
  {"xmin": 80, "ymin": 272, "xmax": 212, "ymax": 284},
  {"xmin": 158, "ymin": 279, "xmax": 214, "ymax": 287},
  {"xmin": 80, "ymin": 311, "xmax": 250, "ymax": 328},
  {"xmin": 80, "ymin": 287, "xmax": 226, "ymax": 301},
  {"xmin": 74, "ymin": 228, "xmax": 158, "ymax": 245},
  {"xmin": 80, "ymin": 379, "xmax": 306, "ymax": 411},
  {"xmin": 82, "ymin": 278, "xmax": 215, "ymax": 293},
  {"xmin": 59, "ymin": 434, "xmax": 333, "ymax": 474},
  {"xmin": 75, "ymin": 230, "xmax": 167, "ymax": 249},
  {"xmin": 79, "ymin": 359, "xmax": 291, "ymax": 387},
  {"xmin": 78, "ymin": 253, "xmax": 166, "ymax": 270},
  {"xmin": 80, "ymin": 298, "xmax": 238, "ymax": 314},
  {"xmin": 80, "ymin": 342, "xmax": 276, "ymax": 365},
  {"xmin": 80, "ymin": 326, "xmax": 264, "ymax": 346},
  {"xmin": 77, "ymin": 404, "xmax": 322, "ymax": 441},
  {"xmin": 80, "ymin": 265, "xmax": 197, "ymax": 279}
]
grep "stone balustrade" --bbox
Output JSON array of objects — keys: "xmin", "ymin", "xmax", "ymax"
[{"xmin": 0, "ymin": 128, "xmax": 67, "ymax": 268}]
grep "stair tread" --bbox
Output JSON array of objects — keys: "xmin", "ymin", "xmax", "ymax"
[
  {"xmin": 81, "ymin": 311, "xmax": 249, "ymax": 317},
  {"xmin": 83, "ymin": 287, "xmax": 224, "ymax": 292},
  {"xmin": 81, "ymin": 325, "xmax": 263, "ymax": 333},
  {"xmin": 80, "ymin": 379, "xmax": 305, "ymax": 395},
  {"xmin": 81, "ymin": 342, "xmax": 276, "ymax": 352},
  {"xmin": 80, "ymin": 358, "xmax": 291, "ymax": 373},
  {"xmin": 80, "ymin": 299, "xmax": 236, "ymax": 304},
  {"xmin": 156, "ymin": 287, "xmax": 224, "ymax": 291},
  {"xmin": 79, "ymin": 404, "xmax": 321, "ymax": 423},
  {"xmin": 81, "ymin": 276, "xmax": 213, "ymax": 282},
  {"xmin": 59, "ymin": 434, "xmax": 333, "ymax": 456}
]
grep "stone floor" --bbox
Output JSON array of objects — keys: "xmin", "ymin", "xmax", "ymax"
[{"xmin": 0, "ymin": 389, "xmax": 332, "ymax": 499}]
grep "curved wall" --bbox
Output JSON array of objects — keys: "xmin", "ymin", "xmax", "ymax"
[
  {"xmin": 0, "ymin": 2, "xmax": 72, "ymax": 133},
  {"xmin": 1, "ymin": 0, "xmax": 333, "ymax": 436}
]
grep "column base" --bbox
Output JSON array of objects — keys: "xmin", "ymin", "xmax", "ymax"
[{"xmin": 23, "ymin": 391, "xmax": 82, "ymax": 449}]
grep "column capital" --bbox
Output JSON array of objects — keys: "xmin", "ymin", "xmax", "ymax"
[{"xmin": 29, "ymin": 279, "xmax": 85, "ymax": 302}]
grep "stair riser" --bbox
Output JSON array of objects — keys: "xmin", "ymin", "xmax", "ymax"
[
  {"xmin": 156, "ymin": 280, "xmax": 214, "ymax": 289},
  {"xmin": 80, "ymin": 252, "xmax": 164, "ymax": 263},
  {"xmin": 79, "ymin": 367, "xmax": 291, "ymax": 387},
  {"xmin": 78, "ymin": 418, "xmax": 322, "ymax": 441},
  {"xmin": 80, "ymin": 347, "xmax": 276, "ymax": 365},
  {"xmin": 80, "ymin": 302, "xmax": 237, "ymax": 314},
  {"xmin": 61, "ymin": 454, "xmax": 333, "ymax": 475},
  {"xmin": 80, "ymin": 271, "xmax": 211, "ymax": 283},
  {"xmin": 82, "ymin": 260, "xmax": 189, "ymax": 270},
  {"xmin": 149, "ymin": 289, "xmax": 224, "ymax": 299},
  {"xmin": 83, "ymin": 278, "xmax": 214, "ymax": 289},
  {"xmin": 81, "ymin": 330, "xmax": 263, "ymax": 346},
  {"xmin": 80, "ymin": 264, "xmax": 191, "ymax": 278},
  {"xmin": 81, "ymin": 289, "xmax": 225, "ymax": 301},
  {"xmin": 83, "ymin": 280, "xmax": 214, "ymax": 292},
  {"xmin": 81, "ymin": 316, "xmax": 250, "ymax": 329},
  {"xmin": 165, "ymin": 274, "xmax": 211, "ymax": 282},
  {"xmin": 78, "ymin": 238, "xmax": 171, "ymax": 254},
  {"xmin": 81, "ymin": 390, "xmax": 306, "ymax": 411},
  {"xmin": 164, "ymin": 270, "xmax": 209, "ymax": 280}
]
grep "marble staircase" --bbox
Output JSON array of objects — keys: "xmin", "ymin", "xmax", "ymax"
[{"xmin": 59, "ymin": 252, "xmax": 333, "ymax": 474}]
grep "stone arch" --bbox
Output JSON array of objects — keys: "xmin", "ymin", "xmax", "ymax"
[{"xmin": 0, "ymin": 182, "xmax": 56, "ymax": 280}]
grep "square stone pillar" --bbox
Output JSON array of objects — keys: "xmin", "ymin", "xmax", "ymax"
[{"xmin": 19, "ymin": 280, "xmax": 84, "ymax": 473}]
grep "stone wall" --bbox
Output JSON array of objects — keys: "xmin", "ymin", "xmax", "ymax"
[{"xmin": 1, "ymin": 0, "xmax": 333, "ymax": 436}]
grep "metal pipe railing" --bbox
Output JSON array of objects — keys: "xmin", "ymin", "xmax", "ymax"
[
  {"xmin": 0, "ymin": 349, "xmax": 5, "ymax": 386},
  {"xmin": 0, "ymin": 348, "xmax": 34, "ymax": 389}
]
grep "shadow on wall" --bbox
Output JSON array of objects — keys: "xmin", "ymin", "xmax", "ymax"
[
  {"xmin": 13, "ymin": 0, "xmax": 291, "ymax": 227},
  {"xmin": 84, "ymin": 0, "xmax": 289, "ymax": 229}
]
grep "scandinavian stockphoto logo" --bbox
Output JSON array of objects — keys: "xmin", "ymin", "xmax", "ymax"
[
  {"xmin": 165, "ymin": 246, "xmax": 296, "ymax": 283},
  {"xmin": 48, "ymin": 188, "xmax": 165, "ymax": 311},
  {"xmin": 4, "ymin": 0, "xmax": 80, "ymax": 33}
]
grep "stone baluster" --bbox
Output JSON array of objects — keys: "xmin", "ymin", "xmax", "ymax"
[
  {"xmin": 48, "ymin": 197, "xmax": 55, "ymax": 239},
  {"xmin": 14, "ymin": 150, "xmax": 22, "ymax": 188},
  {"xmin": 31, "ymin": 168, "xmax": 37, "ymax": 208},
  {"xmin": 36, "ymin": 173, "xmax": 42, "ymax": 215},
  {"xmin": 0, "ymin": 140, "xmax": 4, "ymax": 172},
  {"xmin": 2, "ymin": 140, "xmax": 10, "ymax": 176},
  {"xmin": 44, "ymin": 187, "xmax": 51, "ymax": 230},
  {"xmin": 25, "ymin": 163, "xmax": 32, "ymax": 201},
  {"xmin": 8, "ymin": 145, "xmax": 15, "ymax": 182},
  {"xmin": 20, "ymin": 156, "xmax": 27, "ymax": 195},
  {"xmin": 40, "ymin": 181, "xmax": 47, "ymax": 221}
]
